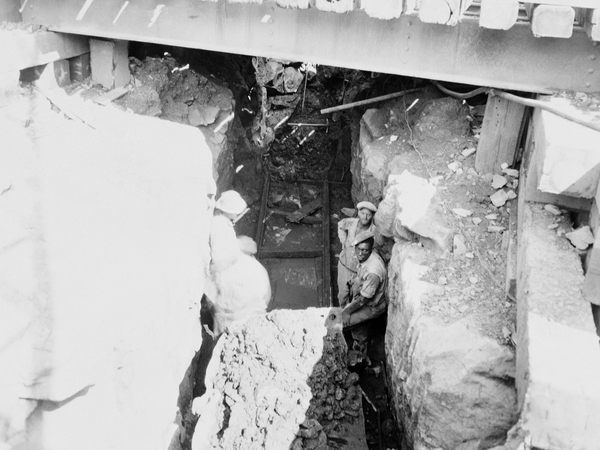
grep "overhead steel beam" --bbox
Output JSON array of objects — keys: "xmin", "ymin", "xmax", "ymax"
[{"xmin": 22, "ymin": 0, "xmax": 600, "ymax": 93}]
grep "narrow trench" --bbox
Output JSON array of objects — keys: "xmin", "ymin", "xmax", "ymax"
[{"xmin": 125, "ymin": 43, "xmax": 421, "ymax": 449}]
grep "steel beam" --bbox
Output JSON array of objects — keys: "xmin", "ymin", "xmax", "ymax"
[{"xmin": 22, "ymin": 0, "xmax": 600, "ymax": 93}]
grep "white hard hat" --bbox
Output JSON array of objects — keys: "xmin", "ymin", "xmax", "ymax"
[{"xmin": 215, "ymin": 190, "xmax": 247, "ymax": 215}]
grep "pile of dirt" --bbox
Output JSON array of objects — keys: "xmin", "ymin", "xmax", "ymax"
[{"xmin": 192, "ymin": 308, "xmax": 368, "ymax": 450}]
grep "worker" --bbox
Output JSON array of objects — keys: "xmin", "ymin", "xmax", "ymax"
[
  {"xmin": 206, "ymin": 190, "xmax": 271, "ymax": 336},
  {"xmin": 337, "ymin": 201, "xmax": 377, "ymax": 306},
  {"xmin": 342, "ymin": 230, "xmax": 388, "ymax": 366}
]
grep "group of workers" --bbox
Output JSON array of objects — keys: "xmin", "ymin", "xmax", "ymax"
[{"xmin": 206, "ymin": 190, "xmax": 388, "ymax": 366}]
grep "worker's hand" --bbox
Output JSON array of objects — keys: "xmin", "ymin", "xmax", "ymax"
[{"xmin": 342, "ymin": 309, "xmax": 351, "ymax": 327}]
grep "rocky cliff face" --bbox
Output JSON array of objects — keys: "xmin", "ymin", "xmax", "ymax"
[
  {"xmin": 386, "ymin": 243, "xmax": 517, "ymax": 450},
  {"xmin": 0, "ymin": 88, "xmax": 212, "ymax": 450},
  {"xmin": 352, "ymin": 94, "xmax": 519, "ymax": 449},
  {"xmin": 192, "ymin": 308, "xmax": 369, "ymax": 450},
  {"xmin": 116, "ymin": 56, "xmax": 237, "ymax": 194}
]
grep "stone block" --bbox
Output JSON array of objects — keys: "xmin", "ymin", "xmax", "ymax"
[
  {"xmin": 0, "ymin": 90, "xmax": 214, "ymax": 450},
  {"xmin": 386, "ymin": 243, "xmax": 517, "ymax": 450},
  {"xmin": 314, "ymin": 0, "xmax": 354, "ymax": 13},
  {"xmin": 529, "ymin": 5, "xmax": 575, "ymax": 38},
  {"xmin": 521, "ymin": 106, "xmax": 594, "ymax": 212},
  {"xmin": 375, "ymin": 170, "xmax": 452, "ymax": 254},
  {"xmin": 361, "ymin": 0, "xmax": 403, "ymax": 19},
  {"xmin": 516, "ymin": 202, "xmax": 600, "ymax": 449},
  {"xmin": 69, "ymin": 53, "xmax": 91, "ymax": 82},
  {"xmin": 479, "ymin": 0, "xmax": 519, "ymax": 30},
  {"xmin": 534, "ymin": 104, "xmax": 600, "ymax": 199},
  {"xmin": 90, "ymin": 39, "xmax": 130, "ymax": 90}
]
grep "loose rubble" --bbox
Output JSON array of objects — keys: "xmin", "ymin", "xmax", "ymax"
[{"xmin": 192, "ymin": 308, "xmax": 367, "ymax": 450}]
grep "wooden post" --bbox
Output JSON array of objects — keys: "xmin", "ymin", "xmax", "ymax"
[
  {"xmin": 479, "ymin": 0, "xmax": 519, "ymax": 30},
  {"xmin": 475, "ymin": 93, "xmax": 527, "ymax": 174},
  {"xmin": 90, "ymin": 39, "xmax": 130, "ymax": 90}
]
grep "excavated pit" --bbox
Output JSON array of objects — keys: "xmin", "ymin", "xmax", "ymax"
[
  {"xmin": 192, "ymin": 308, "xmax": 368, "ymax": 450},
  {"xmin": 28, "ymin": 42, "xmax": 518, "ymax": 449}
]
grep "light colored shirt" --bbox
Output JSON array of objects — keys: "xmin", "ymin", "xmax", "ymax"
[
  {"xmin": 210, "ymin": 213, "xmax": 242, "ymax": 272},
  {"xmin": 352, "ymin": 251, "xmax": 387, "ymax": 309}
]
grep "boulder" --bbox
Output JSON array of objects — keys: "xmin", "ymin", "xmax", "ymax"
[
  {"xmin": 0, "ymin": 92, "xmax": 213, "ymax": 450},
  {"xmin": 351, "ymin": 96, "xmax": 469, "ymax": 205},
  {"xmin": 386, "ymin": 243, "xmax": 518, "ymax": 450},
  {"xmin": 374, "ymin": 170, "xmax": 452, "ymax": 253}
]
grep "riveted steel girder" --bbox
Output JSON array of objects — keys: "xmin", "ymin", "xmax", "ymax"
[{"xmin": 22, "ymin": 0, "xmax": 600, "ymax": 93}]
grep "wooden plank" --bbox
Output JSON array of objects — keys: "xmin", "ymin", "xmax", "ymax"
[
  {"xmin": 287, "ymin": 198, "xmax": 323, "ymax": 223},
  {"xmin": 479, "ymin": 0, "xmax": 519, "ymax": 30},
  {"xmin": 94, "ymin": 85, "xmax": 132, "ymax": 106},
  {"xmin": 528, "ymin": 4, "xmax": 575, "ymax": 38},
  {"xmin": 0, "ymin": 31, "xmax": 89, "ymax": 74},
  {"xmin": 323, "ymin": 180, "xmax": 332, "ymax": 307},
  {"xmin": 576, "ymin": 8, "xmax": 600, "ymax": 41},
  {"xmin": 259, "ymin": 250, "xmax": 322, "ymax": 258},
  {"xmin": 475, "ymin": 94, "xmax": 527, "ymax": 173},
  {"xmin": 419, "ymin": 0, "xmax": 473, "ymax": 25}
]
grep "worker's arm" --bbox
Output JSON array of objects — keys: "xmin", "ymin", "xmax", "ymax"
[
  {"xmin": 337, "ymin": 218, "xmax": 349, "ymax": 245},
  {"xmin": 342, "ymin": 293, "xmax": 367, "ymax": 326}
]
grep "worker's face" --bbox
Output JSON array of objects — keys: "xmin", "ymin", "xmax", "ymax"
[
  {"xmin": 355, "ymin": 241, "xmax": 373, "ymax": 263},
  {"xmin": 358, "ymin": 208, "xmax": 373, "ymax": 226}
]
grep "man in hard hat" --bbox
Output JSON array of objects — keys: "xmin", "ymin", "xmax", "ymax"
[
  {"xmin": 342, "ymin": 230, "xmax": 387, "ymax": 366},
  {"xmin": 337, "ymin": 201, "xmax": 377, "ymax": 306},
  {"xmin": 206, "ymin": 190, "xmax": 271, "ymax": 335}
]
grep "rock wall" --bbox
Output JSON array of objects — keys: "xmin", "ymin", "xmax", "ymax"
[
  {"xmin": 351, "ymin": 87, "xmax": 457, "ymax": 203},
  {"xmin": 192, "ymin": 308, "xmax": 369, "ymax": 450},
  {"xmin": 0, "ymin": 89, "xmax": 213, "ymax": 450},
  {"xmin": 386, "ymin": 243, "xmax": 518, "ymax": 450},
  {"xmin": 118, "ymin": 56, "xmax": 237, "ymax": 194},
  {"xmin": 351, "ymin": 94, "xmax": 519, "ymax": 448}
]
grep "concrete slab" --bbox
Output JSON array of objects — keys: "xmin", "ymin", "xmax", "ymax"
[{"xmin": 516, "ymin": 202, "xmax": 600, "ymax": 450}]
